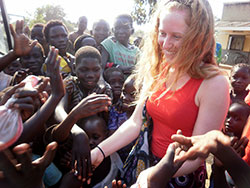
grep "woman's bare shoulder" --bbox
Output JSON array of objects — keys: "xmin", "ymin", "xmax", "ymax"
[{"xmin": 202, "ymin": 74, "xmax": 229, "ymax": 89}]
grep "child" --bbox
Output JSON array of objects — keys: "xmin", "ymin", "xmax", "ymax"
[
  {"xmin": 68, "ymin": 16, "xmax": 88, "ymax": 44},
  {"xmin": 103, "ymin": 67, "xmax": 125, "ymax": 105},
  {"xmin": 4, "ymin": 59, "xmax": 21, "ymax": 76},
  {"xmin": 74, "ymin": 34, "xmax": 97, "ymax": 52},
  {"xmin": 43, "ymin": 20, "xmax": 75, "ymax": 77},
  {"xmin": 20, "ymin": 43, "xmax": 45, "ymax": 76},
  {"xmin": 108, "ymin": 75, "xmax": 137, "ymax": 162},
  {"xmin": 80, "ymin": 115, "xmax": 123, "ymax": 188},
  {"xmin": 91, "ymin": 19, "xmax": 110, "ymax": 52},
  {"xmin": 107, "ymin": 75, "xmax": 136, "ymax": 133},
  {"xmin": 56, "ymin": 46, "xmax": 111, "ymax": 114},
  {"xmin": 230, "ymin": 63, "xmax": 250, "ymax": 103},
  {"xmin": 31, "ymin": 23, "xmax": 49, "ymax": 56},
  {"xmin": 224, "ymin": 101, "xmax": 250, "ymax": 139},
  {"xmin": 101, "ymin": 14, "xmax": 139, "ymax": 77}
]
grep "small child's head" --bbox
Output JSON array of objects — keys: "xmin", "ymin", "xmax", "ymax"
[
  {"xmin": 20, "ymin": 43, "xmax": 45, "ymax": 76},
  {"xmin": 74, "ymin": 34, "xmax": 97, "ymax": 52},
  {"xmin": 113, "ymin": 14, "xmax": 134, "ymax": 46},
  {"xmin": 121, "ymin": 75, "xmax": 136, "ymax": 112},
  {"xmin": 91, "ymin": 19, "xmax": 110, "ymax": 45},
  {"xmin": 43, "ymin": 20, "xmax": 68, "ymax": 52},
  {"xmin": 230, "ymin": 63, "xmax": 250, "ymax": 93},
  {"xmin": 80, "ymin": 115, "xmax": 108, "ymax": 149},
  {"xmin": 4, "ymin": 59, "xmax": 22, "ymax": 76},
  {"xmin": 31, "ymin": 23, "xmax": 45, "ymax": 45},
  {"xmin": 75, "ymin": 46, "xmax": 102, "ymax": 92},
  {"xmin": 224, "ymin": 101, "xmax": 250, "ymax": 138},
  {"xmin": 104, "ymin": 67, "xmax": 125, "ymax": 102}
]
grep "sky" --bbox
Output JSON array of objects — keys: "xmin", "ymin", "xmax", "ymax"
[{"xmin": 5, "ymin": 0, "xmax": 244, "ymax": 30}]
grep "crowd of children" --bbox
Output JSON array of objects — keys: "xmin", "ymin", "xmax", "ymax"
[{"xmin": 0, "ymin": 2, "xmax": 250, "ymax": 187}]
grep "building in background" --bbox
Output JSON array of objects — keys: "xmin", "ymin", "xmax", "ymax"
[{"xmin": 215, "ymin": 1, "xmax": 250, "ymax": 65}]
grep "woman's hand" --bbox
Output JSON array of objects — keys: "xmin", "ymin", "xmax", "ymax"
[
  {"xmin": 90, "ymin": 147, "xmax": 105, "ymax": 170},
  {"xmin": 71, "ymin": 132, "xmax": 92, "ymax": 182}
]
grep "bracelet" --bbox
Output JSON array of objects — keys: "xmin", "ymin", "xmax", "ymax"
[{"xmin": 96, "ymin": 145, "xmax": 105, "ymax": 159}]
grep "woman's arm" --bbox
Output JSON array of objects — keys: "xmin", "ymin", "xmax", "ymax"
[
  {"xmin": 91, "ymin": 100, "xmax": 144, "ymax": 167},
  {"xmin": 174, "ymin": 75, "xmax": 230, "ymax": 177}
]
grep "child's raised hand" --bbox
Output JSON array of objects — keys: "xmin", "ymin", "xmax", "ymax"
[
  {"xmin": 0, "ymin": 142, "xmax": 57, "ymax": 188},
  {"xmin": 72, "ymin": 93, "xmax": 111, "ymax": 120},
  {"xmin": 71, "ymin": 132, "xmax": 92, "ymax": 182},
  {"xmin": 231, "ymin": 136, "xmax": 249, "ymax": 157},
  {"xmin": 10, "ymin": 20, "xmax": 37, "ymax": 57},
  {"xmin": 171, "ymin": 130, "xmax": 231, "ymax": 163},
  {"xmin": 140, "ymin": 143, "xmax": 184, "ymax": 188},
  {"xmin": 45, "ymin": 46, "xmax": 65, "ymax": 98}
]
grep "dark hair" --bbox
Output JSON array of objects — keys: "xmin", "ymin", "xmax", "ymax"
[
  {"xmin": 92, "ymin": 19, "xmax": 110, "ymax": 30},
  {"xmin": 103, "ymin": 67, "xmax": 124, "ymax": 82},
  {"xmin": 43, "ymin": 20, "xmax": 68, "ymax": 42},
  {"xmin": 35, "ymin": 42, "xmax": 45, "ymax": 57},
  {"xmin": 115, "ymin": 14, "xmax": 133, "ymax": 26},
  {"xmin": 231, "ymin": 100, "xmax": 250, "ymax": 116},
  {"xmin": 31, "ymin": 23, "xmax": 44, "ymax": 30},
  {"xmin": 231, "ymin": 63, "xmax": 250, "ymax": 75},
  {"xmin": 79, "ymin": 16, "xmax": 87, "ymax": 23},
  {"xmin": 75, "ymin": 46, "xmax": 101, "ymax": 66},
  {"xmin": 79, "ymin": 115, "xmax": 108, "ymax": 134},
  {"xmin": 74, "ymin": 34, "xmax": 96, "ymax": 52}
]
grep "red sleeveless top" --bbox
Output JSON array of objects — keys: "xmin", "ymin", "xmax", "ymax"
[{"xmin": 146, "ymin": 78, "xmax": 203, "ymax": 158}]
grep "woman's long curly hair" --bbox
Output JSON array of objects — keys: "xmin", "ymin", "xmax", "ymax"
[{"xmin": 134, "ymin": 0, "xmax": 222, "ymax": 103}]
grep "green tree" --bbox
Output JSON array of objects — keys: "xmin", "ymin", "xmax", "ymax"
[
  {"xmin": 27, "ymin": 4, "xmax": 76, "ymax": 32},
  {"xmin": 131, "ymin": 0, "xmax": 157, "ymax": 25}
]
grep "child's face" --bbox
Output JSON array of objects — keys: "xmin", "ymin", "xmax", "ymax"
[
  {"xmin": 93, "ymin": 22, "xmax": 110, "ymax": 44},
  {"xmin": 81, "ymin": 37, "xmax": 97, "ymax": 48},
  {"xmin": 121, "ymin": 80, "xmax": 136, "ymax": 110},
  {"xmin": 224, "ymin": 103, "xmax": 249, "ymax": 138},
  {"xmin": 107, "ymin": 71, "xmax": 124, "ymax": 99},
  {"xmin": 31, "ymin": 27, "xmax": 45, "ymax": 45},
  {"xmin": 75, "ymin": 57, "xmax": 101, "ymax": 91},
  {"xmin": 48, "ymin": 25, "xmax": 68, "ymax": 51},
  {"xmin": 4, "ymin": 60, "xmax": 22, "ymax": 76},
  {"xmin": 83, "ymin": 119, "xmax": 107, "ymax": 149},
  {"xmin": 231, "ymin": 67, "xmax": 250, "ymax": 92},
  {"xmin": 78, "ymin": 17, "xmax": 87, "ymax": 31},
  {"xmin": 20, "ymin": 46, "xmax": 44, "ymax": 75},
  {"xmin": 113, "ymin": 17, "xmax": 133, "ymax": 46}
]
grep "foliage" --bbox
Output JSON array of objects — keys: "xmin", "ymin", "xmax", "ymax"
[
  {"xmin": 27, "ymin": 4, "xmax": 76, "ymax": 32},
  {"xmin": 131, "ymin": 0, "xmax": 157, "ymax": 25}
]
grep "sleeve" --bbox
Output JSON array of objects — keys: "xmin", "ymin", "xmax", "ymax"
[
  {"xmin": 101, "ymin": 37, "xmax": 114, "ymax": 55},
  {"xmin": 107, "ymin": 107, "xmax": 119, "ymax": 130}
]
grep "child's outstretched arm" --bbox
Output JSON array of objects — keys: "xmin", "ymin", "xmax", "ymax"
[
  {"xmin": 51, "ymin": 93, "xmax": 111, "ymax": 181},
  {"xmin": 0, "ymin": 20, "xmax": 37, "ymax": 71},
  {"xmin": 172, "ymin": 130, "xmax": 250, "ymax": 188},
  {"xmin": 16, "ymin": 47, "xmax": 65, "ymax": 144}
]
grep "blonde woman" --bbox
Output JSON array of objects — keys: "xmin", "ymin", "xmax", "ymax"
[{"xmin": 91, "ymin": 0, "xmax": 230, "ymax": 187}]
